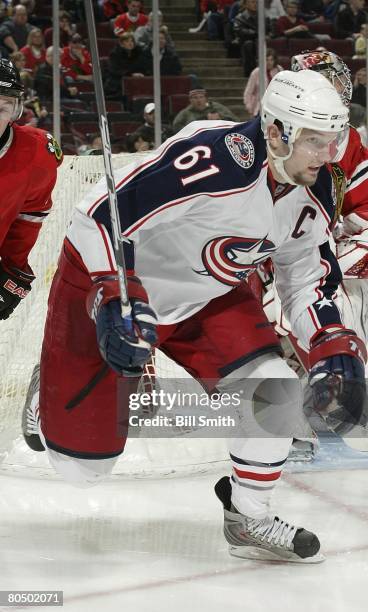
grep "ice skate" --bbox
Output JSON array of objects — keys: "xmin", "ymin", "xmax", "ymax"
[
  {"xmin": 288, "ymin": 435, "xmax": 319, "ymax": 462},
  {"xmin": 22, "ymin": 364, "xmax": 45, "ymax": 452},
  {"xmin": 215, "ymin": 476, "xmax": 324, "ymax": 563}
]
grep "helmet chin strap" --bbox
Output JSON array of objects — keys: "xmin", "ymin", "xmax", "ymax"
[{"xmin": 266, "ymin": 141, "xmax": 298, "ymax": 186}]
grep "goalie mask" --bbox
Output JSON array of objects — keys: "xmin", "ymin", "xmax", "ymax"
[
  {"xmin": 0, "ymin": 59, "xmax": 24, "ymax": 122},
  {"xmin": 291, "ymin": 50, "xmax": 352, "ymax": 107},
  {"xmin": 261, "ymin": 70, "xmax": 349, "ymax": 184}
]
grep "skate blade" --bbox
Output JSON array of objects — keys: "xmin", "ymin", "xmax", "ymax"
[
  {"xmin": 229, "ymin": 545, "xmax": 326, "ymax": 564},
  {"xmin": 287, "ymin": 451, "xmax": 315, "ymax": 462}
]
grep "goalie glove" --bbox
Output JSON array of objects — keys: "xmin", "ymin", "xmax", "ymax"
[
  {"xmin": 86, "ymin": 275, "xmax": 158, "ymax": 375},
  {"xmin": 0, "ymin": 261, "xmax": 35, "ymax": 320},
  {"xmin": 308, "ymin": 328, "xmax": 367, "ymax": 435}
]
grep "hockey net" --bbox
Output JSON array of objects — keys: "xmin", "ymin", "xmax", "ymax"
[{"xmin": 0, "ymin": 154, "xmax": 228, "ymax": 478}]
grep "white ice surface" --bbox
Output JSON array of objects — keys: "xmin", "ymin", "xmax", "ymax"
[{"xmin": 0, "ymin": 439, "xmax": 368, "ymax": 612}]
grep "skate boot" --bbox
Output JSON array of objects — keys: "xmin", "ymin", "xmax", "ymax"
[
  {"xmin": 22, "ymin": 364, "xmax": 45, "ymax": 452},
  {"xmin": 215, "ymin": 476, "xmax": 324, "ymax": 563},
  {"xmin": 288, "ymin": 435, "xmax": 320, "ymax": 462}
]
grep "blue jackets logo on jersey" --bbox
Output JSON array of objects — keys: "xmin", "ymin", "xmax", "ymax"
[
  {"xmin": 225, "ymin": 133, "xmax": 255, "ymax": 169},
  {"xmin": 195, "ymin": 236, "xmax": 276, "ymax": 286}
]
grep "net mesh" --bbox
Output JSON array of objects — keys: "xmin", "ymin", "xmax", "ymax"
[{"xmin": 0, "ymin": 154, "xmax": 228, "ymax": 477}]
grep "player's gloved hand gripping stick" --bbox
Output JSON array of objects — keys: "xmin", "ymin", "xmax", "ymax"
[{"xmin": 87, "ymin": 275, "xmax": 158, "ymax": 375}]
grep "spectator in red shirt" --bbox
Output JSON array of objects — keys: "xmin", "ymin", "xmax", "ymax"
[
  {"xmin": 61, "ymin": 33, "xmax": 92, "ymax": 82},
  {"xmin": 20, "ymin": 28, "xmax": 45, "ymax": 75},
  {"xmin": 44, "ymin": 11, "xmax": 75, "ymax": 49},
  {"xmin": 276, "ymin": 1, "xmax": 312, "ymax": 38},
  {"xmin": 114, "ymin": 0, "xmax": 148, "ymax": 35}
]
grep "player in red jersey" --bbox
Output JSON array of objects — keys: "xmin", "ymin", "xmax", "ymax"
[{"xmin": 0, "ymin": 59, "xmax": 62, "ymax": 321}]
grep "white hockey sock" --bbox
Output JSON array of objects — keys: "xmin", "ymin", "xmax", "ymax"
[
  {"xmin": 217, "ymin": 354, "xmax": 302, "ymax": 519},
  {"xmin": 229, "ymin": 437, "xmax": 292, "ymax": 518}
]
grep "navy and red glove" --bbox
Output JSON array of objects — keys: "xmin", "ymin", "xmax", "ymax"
[
  {"xmin": 0, "ymin": 261, "xmax": 35, "ymax": 320},
  {"xmin": 86, "ymin": 275, "xmax": 158, "ymax": 375},
  {"xmin": 308, "ymin": 328, "xmax": 367, "ymax": 434}
]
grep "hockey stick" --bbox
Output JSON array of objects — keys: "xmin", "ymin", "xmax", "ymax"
[
  {"xmin": 64, "ymin": 3, "xmax": 143, "ymax": 411},
  {"xmin": 83, "ymin": 0, "xmax": 132, "ymax": 327}
]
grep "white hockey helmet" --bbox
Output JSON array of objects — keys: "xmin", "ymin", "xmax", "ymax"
[{"xmin": 261, "ymin": 69, "xmax": 349, "ymax": 146}]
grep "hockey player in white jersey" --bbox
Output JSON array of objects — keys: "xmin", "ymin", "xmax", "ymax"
[
  {"xmin": 23, "ymin": 70, "xmax": 366, "ymax": 563},
  {"xmin": 262, "ymin": 52, "xmax": 368, "ymax": 455},
  {"xmin": 292, "ymin": 51, "xmax": 368, "ymax": 350}
]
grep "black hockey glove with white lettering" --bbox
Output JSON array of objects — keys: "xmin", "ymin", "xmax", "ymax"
[
  {"xmin": 86, "ymin": 275, "xmax": 158, "ymax": 375},
  {"xmin": 0, "ymin": 261, "xmax": 35, "ymax": 320},
  {"xmin": 308, "ymin": 328, "xmax": 367, "ymax": 435}
]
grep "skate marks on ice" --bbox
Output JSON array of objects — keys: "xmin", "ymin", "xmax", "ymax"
[
  {"xmin": 1, "ymin": 470, "xmax": 368, "ymax": 612},
  {"xmin": 2, "ymin": 432, "xmax": 368, "ymax": 483}
]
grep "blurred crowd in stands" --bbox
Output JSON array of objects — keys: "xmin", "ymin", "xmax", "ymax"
[
  {"xmin": 0, "ymin": 0, "xmax": 367, "ymax": 154},
  {"xmin": 195, "ymin": 0, "xmax": 368, "ymax": 142}
]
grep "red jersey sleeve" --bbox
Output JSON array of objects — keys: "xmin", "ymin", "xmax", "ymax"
[
  {"xmin": 340, "ymin": 127, "xmax": 368, "ymax": 222},
  {"xmin": 114, "ymin": 12, "xmax": 148, "ymax": 34},
  {"xmin": 114, "ymin": 13, "xmax": 128, "ymax": 34},
  {"xmin": 0, "ymin": 129, "xmax": 63, "ymax": 272}
]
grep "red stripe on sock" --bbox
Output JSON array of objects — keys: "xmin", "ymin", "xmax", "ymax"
[{"xmin": 233, "ymin": 467, "xmax": 282, "ymax": 481}]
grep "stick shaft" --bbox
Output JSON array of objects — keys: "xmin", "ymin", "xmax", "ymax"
[{"xmin": 83, "ymin": 0, "xmax": 131, "ymax": 318}]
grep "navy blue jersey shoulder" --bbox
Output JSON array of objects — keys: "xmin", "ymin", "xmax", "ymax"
[
  {"xmin": 309, "ymin": 165, "xmax": 335, "ymax": 224},
  {"xmin": 92, "ymin": 117, "xmax": 267, "ymax": 233}
]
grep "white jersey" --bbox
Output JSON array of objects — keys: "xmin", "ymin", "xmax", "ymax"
[{"xmin": 67, "ymin": 118, "xmax": 343, "ymax": 349}]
